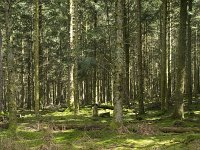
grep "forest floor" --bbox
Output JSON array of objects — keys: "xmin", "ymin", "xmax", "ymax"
[{"xmin": 1, "ymin": 104, "xmax": 200, "ymax": 150}]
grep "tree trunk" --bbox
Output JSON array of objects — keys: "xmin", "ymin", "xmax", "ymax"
[
  {"xmin": 20, "ymin": 39, "xmax": 25, "ymax": 108},
  {"xmin": 185, "ymin": 0, "xmax": 193, "ymax": 108},
  {"xmin": 161, "ymin": 0, "xmax": 167, "ymax": 111},
  {"xmin": 34, "ymin": 0, "xmax": 40, "ymax": 115},
  {"xmin": 39, "ymin": 0, "xmax": 44, "ymax": 111},
  {"xmin": 112, "ymin": 0, "xmax": 124, "ymax": 127},
  {"xmin": 70, "ymin": 0, "xmax": 79, "ymax": 114},
  {"xmin": 136, "ymin": 0, "xmax": 145, "ymax": 115},
  {"xmin": 5, "ymin": 0, "xmax": 17, "ymax": 133},
  {"xmin": 0, "ymin": 29, "xmax": 3, "ymax": 112},
  {"xmin": 166, "ymin": 0, "xmax": 172, "ymax": 109},
  {"xmin": 93, "ymin": 0, "xmax": 98, "ymax": 104},
  {"xmin": 194, "ymin": 25, "xmax": 198, "ymax": 99},
  {"xmin": 123, "ymin": 0, "xmax": 130, "ymax": 107},
  {"xmin": 172, "ymin": 0, "xmax": 187, "ymax": 119},
  {"xmin": 27, "ymin": 40, "xmax": 32, "ymax": 110}
]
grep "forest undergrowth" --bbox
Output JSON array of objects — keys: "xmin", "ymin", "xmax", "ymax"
[{"xmin": 1, "ymin": 104, "xmax": 200, "ymax": 150}]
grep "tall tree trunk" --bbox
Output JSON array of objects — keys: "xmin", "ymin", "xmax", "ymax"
[
  {"xmin": 123, "ymin": 0, "xmax": 130, "ymax": 107},
  {"xmin": 34, "ymin": 0, "xmax": 40, "ymax": 115},
  {"xmin": 70, "ymin": 0, "xmax": 79, "ymax": 114},
  {"xmin": 172, "ymin": 0, "xmax": 187, "ymax": 119},
  {"xmin": 185, "ymin": 0, "xmax": 193, "ymax": 108},
  {"xmin": 39, "ymin": 0, "xmax": 43, "ymax": 110},
  {"xmin": 136, "ymin": 0, "xmax": 145, "ymax": 115},
  {"xmin": 112, "ymin": 0, "xmax": 124, "ymax": 126},
  {"xmin": 20, "ymin": 39, "xmax": 25, "ymax": 108},
  {"xmin": 27, "ymin": 39, "xmax": 32, "ymax": 110},
  {"xmin": 5, "ymin": 0, "xmax": 17, "ymax": 133},
  {"xmin": 194, "ymin": 25, "xmax": 198, "ymax": 99},
  {"xmin": 0, "ymin": 29, "xmax": 3, "ymax": 112},
  {"xmin": 93, "ymin": 0, "xmax": 97, "ymax": 104},
  {"xmin": 166, "ymin": 0, "xmax": 172, "ymax": 109},
  {"xmin": 161, "ymin": 0, "xmax": 167, "ymax": 111}
]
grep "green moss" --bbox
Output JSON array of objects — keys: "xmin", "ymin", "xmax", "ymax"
[{"xmin": 1, "ymin": 108, "xmax": 200, "ymax": 149}]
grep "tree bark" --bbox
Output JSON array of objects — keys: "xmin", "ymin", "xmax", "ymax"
[
  {"xmin": 172, "ymin": 0, "xmax": 187, "ymax": 119},
  {"xmin": 185, "ymin": 0, "xmax": 193, "ymax": 107},
  {"xmin": 136, "ymin": 0, "xmax": 145, "ymax": 115},
  {"xmin": 70, "ymin": 0, "xmax": 79, "ymax": 114},
  {"xmin": 0, "ymin": 29, "xmax": 3, "ymax": 112},
  {"xmin": 34, "ymin": 0, "xmax": 40, "ymax": 115},
  {"xmin": 112, "ymin": 0, "xmax": 124, "ymax": 126},
  {"xmin": 166, "ymin": 0, "xmax": 172, "ymax": 109},
  {"xmin": 5, "ymin": 0, "xmax": 17, "ymax": 133},
  {"xmin": 161, "ymin": 0, "xmax": 167, "ymax": 111},
  {"xmin": 193, "ymin": 24, "xmax": 198, "ymax": 99},
  {"xmin": 20, "ymin": 39, "xmax": 25, "ymax": 108},
  {"xmin": 123, "ymin": 0, "xmax": 130, "ymax": 107}
]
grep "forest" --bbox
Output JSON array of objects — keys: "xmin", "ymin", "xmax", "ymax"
[{"xmin": 0, "ymin": 0, "xmax": 200, "ymax": 149}]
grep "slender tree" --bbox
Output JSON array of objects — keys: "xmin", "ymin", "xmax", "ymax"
[
  {"xmin": 70, "ymin": 0, "xmax": 79, "ymax": 114},
  {"xmin": 172, "ymin": 0, "xmax": 187, "ymax": 119},
  {"xmin": 34, "ymin": 0, "xmax": 40, "ymax": 115},
  {"xmin": 166, "ymin": 0, "xmax": 172, "ymax": 109},
  {"xmin": 123, "ymin": 0, "xmax": 130, "ymax": 107},
  {"xmin": 0, "ymin": 29, "xmax": 3, "ymax": 112},
  {"xmin": 185, "ymin": 0, "xmax": 193, "ymax": 107},
  {"xmin": 112, "ymin": 0, "xmax": 124, "ymax": 126},
  {"xmin": 193, "ymin": 24, "xmax": 198, "ymax": 99},
  {"xmin": 5, "ymin": 0, "xmax": 17, "ymax": 132},
  {"xmin": 136, "ymin": 0, "xmax": 145, "ymax": 115},
  {"xmin": 161, "ymin": 0, "xmax": 167, "ymax": 111},
  {"xmin": 93, "ymin": 0, "xmax": 98, "ymax": 104}
]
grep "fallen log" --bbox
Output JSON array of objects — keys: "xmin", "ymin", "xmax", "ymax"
[
  {"xmin": 51, "ymin": 124, "xmax": 106, "ymax": 131},
  {"xmin": 91, "ymin": 104, "xmax": 114, "ymax": 110},
  {"xmin": 159, "ymin": 127, "xmax": 200, "ymax": 133}
]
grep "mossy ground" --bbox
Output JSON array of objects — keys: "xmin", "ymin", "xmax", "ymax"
[{"xmin": 0, "ymin": 106, "xmax": 200, "ymax": 150}]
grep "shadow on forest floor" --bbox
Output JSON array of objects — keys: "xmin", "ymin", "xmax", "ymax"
[{"xmin": 1, "ymin": 105, "xmax": 200, "ymax": 150}]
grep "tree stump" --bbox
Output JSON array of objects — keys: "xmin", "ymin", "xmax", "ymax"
[{"xmin": 92, "ymin": 104, "xmax": 98, "ymax": 117}]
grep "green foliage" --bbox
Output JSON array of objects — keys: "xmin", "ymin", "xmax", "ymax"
[
  {"xmin": 0, "ymin": 108, "xmax": 200, "ymax": 149},
  {"xmin": 78, "ymin": 57, "xmax": 96, "ymax": 79}
]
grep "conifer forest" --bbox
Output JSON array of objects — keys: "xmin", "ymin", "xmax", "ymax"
[{"xmin": 1, "ymin": 0, "xmax": 200, "ymax": 149}]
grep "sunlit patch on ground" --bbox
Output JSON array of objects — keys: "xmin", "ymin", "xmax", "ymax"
[{"xmin": 1, "ymin": 107, "xmax": 200, "ymax": 149}]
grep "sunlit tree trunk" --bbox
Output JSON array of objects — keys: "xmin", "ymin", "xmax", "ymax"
[
  {"xmin": 70, "ymin": 0, "xmax": 79, "ymax": 114},
  {"xmin": 34, "ymin": 0, "xmax": 40, "ymax": 115},
  {"xmin": 172, "ymin": 0, "xmax": 187, "ymax": 119},
  {"xmin": 20, "ymin": 39, "xmax": 25, "ymax": 108},
  {"xmin": 112, "ymin": 0, "xmax": 124, "ymax": 126},
  {"xmin": 166, "ymin": 0, "xmax": 172, "ymax": 110},
  {"xmin": 93, "ymin": 0, "xmax": 98, "ymax": 104}
]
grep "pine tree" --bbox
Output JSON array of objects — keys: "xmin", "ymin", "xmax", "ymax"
[{"xmin": 172, "ymin": 0, "xmax": 187, "ymax": 119}]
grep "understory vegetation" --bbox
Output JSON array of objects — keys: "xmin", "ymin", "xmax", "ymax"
[{"xmin": 1, "ymin": 103, "xmax": 200, "ymax": 150}]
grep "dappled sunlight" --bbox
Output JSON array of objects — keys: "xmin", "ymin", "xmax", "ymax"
[
  {"xmin": 1, "ymin": 107, "xmax": 200, "ymax": 149},
  {"xmin": 194, "ymin": 111, "xmax": 200, "ymax": 115}
]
